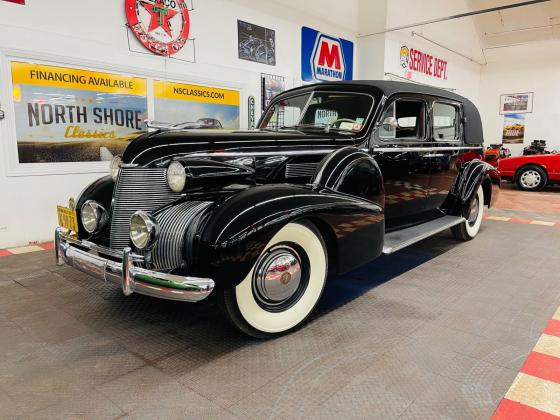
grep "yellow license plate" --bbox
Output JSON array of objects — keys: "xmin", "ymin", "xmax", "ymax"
[{"xmin": 57, "ymin": 206, "xmax": 79, "ymax": 232}]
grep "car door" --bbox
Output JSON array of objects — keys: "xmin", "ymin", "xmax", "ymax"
[
  {"xmin": 424, "ymin": 100, "xmax": 462, "ymax": 215},
  {"xmin": 371, "ymin": 96, "xmax": 434, "ymax": 230}
]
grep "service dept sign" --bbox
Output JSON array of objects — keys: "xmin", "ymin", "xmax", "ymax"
[
  {"xmin": 301, "ymin": 27, "xmax": 354, "ymax": 82},
  {"xmin": 400, "ymin": 45, "xmax": 448, "ymax": 80},
  {"xmin": 125, "ymin": 0, "xmax": 190, "ymax": 56}
]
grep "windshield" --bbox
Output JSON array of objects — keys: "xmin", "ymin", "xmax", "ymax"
[{"xmin": 259, "ymin": 91, "xmax": 374, "ymax": 134}]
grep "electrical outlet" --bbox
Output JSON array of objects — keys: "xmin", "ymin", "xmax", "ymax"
[{"xmin": 0, "ymin": 226, "xmax": 7, "ymax": 232}]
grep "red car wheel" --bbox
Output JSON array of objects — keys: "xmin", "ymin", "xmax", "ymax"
[{"xmin": 516, "ymin": 165, "xmax": 548, "ymax": 191}]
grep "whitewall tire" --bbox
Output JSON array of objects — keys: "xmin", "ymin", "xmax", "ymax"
[
  {"xmin": 452, "ymin": 185, "xmax": 484, "ymax": 241},
  {"xmin": 220, "ymin": 221, "xmax": 327, "ymax": 338}
]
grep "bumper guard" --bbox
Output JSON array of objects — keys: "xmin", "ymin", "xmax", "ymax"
[{"xmin": 55, "ymin": 228, "xmax": 214, "ymax": 302}]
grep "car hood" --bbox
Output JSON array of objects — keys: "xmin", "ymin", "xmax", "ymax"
[{"xmin": 122, "ymin": 129, "xmax": 358, "ymax": 165}]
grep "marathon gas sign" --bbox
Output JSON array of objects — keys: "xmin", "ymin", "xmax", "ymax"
[
  {"xmin": 400, "ymin": 45, "xmax": 448, "ymax": 80},
  {"xmin": 301, "ymin": 27, "xmax": 354, "ymax": 82}
]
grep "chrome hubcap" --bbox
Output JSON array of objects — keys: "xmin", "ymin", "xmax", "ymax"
[
  {"xmin": 520, "ymin": 170, "xmax": 541, "ymax": 189},
  {"xmin": 468, "ymin": 197, "xmax": 479, "ymax": 226},
  {"xmin": 253, "ymin": 245, "xmax": 308, "ymax": 311}
]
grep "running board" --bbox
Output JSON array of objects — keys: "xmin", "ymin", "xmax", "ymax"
[{"xmin": 382, "ymin": 216, "xmax": 465, "ymax": 254}]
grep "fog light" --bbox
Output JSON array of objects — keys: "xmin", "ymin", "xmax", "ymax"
[
  {"xmin": 166, "ymin": 161, "xmax": 187, "ymax": 192},
  {"xmin": 81, "ymin": 201, "xmax": 108, "ymax": 234},
  {"xmin": 130, "ymin": 211, "xmax": 159, "ymax": 250}
]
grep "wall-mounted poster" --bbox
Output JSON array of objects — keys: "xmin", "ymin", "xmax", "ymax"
[
  {"xmin": 301, "ymin": 26, "xmax": 354, "ymax": 83},
  {"xmin": 500, "ymin": 92, "xmax": 533, "ymax": 114},
  {"xmin": 502, "ymin": 114, "xmax": 526, "ymax": 144},
  {"xmin": 237, "ymin": 20, "xmax": 276, "ymax": 66},
  {"xmin": 11, "ymin": 62, "xmax": 148, "ymax": 163},
  {"xmin": 261, "ymin": 73, "xmax": 285, "ymax": 111},
  {"xmin": 153, "ymin": 80, "xmax": 240, "ymax": 129}
]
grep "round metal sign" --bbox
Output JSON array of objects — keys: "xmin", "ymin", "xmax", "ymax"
[{"xmin": 125, "ymin": 0, "xmax": 190, "ymax": 56}]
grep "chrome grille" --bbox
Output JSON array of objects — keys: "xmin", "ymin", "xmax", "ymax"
[
  {"xmin": 151, "ymin": 201, "xmax": 211, "ymax": 270},
  {"xmin": 285, "ymin": 162, "xmax": 318, "ymax": 179},
  {"xmin": 110, "ymin": 168, "xmax": 181, "ymax": 250}
]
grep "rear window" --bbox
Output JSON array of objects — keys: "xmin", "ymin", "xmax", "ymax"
[{"xmin": 433, "ymin": 102, "xmax": 460, "ymax": 140}]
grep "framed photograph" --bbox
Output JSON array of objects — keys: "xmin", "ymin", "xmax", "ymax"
[
  {"xmin": 238, "ymin": 20, "xmax": 276, "ymax": 66},
  {"xmin": 502, "ymin": 113, "xmax": 526, "ymax": 144},
  {"xmin": 499, "ymin": 92, "xmax": 533, "ymax": 114}
]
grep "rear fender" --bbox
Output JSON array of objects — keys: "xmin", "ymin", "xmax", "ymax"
[
  {"xmin": 450, "ymin": 159, "xmax": 500, "ymax": 216},
  {"xmin": 190, "ymin": 184, "xmax": 384, "ymax": 290}
]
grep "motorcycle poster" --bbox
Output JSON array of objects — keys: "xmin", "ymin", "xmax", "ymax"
[{"xmin": 237, "ymin": 20, "xmax": 276, "ymax": 66}]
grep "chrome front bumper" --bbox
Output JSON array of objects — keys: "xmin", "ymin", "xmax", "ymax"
[{"xmin": 54, "ymin": 228, "xmax": 214, "ymax": 302}]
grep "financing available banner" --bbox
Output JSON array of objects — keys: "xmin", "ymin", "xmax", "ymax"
[
  {"xmin": 11, "ymin": 62, "xmax": 148, "ymax": 163},
  {"xmin": 153, "ymin": 80, "xmax": 240, "ymax": 129}
]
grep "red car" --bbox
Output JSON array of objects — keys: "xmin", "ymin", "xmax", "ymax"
[{"xmin": 498, "ymin": 153, "xmax": 560, "ymax": 191}]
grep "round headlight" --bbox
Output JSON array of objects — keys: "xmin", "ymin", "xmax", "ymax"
[
  {"xmin": 81, "ymin": 201, "xmax": 107, "ymax": 234},
  {"xmin": 130, "ymin": 211, "xmax": 159, "ymax": 250},
  {"xmin": 166, "ymin": 161, "xmax": 187, "ymax": 192},
  {"xmin": 110, "ymin": 155, "xmax": 122, "ymax": 181}
]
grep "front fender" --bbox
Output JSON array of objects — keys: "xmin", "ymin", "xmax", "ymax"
[
  {"xmin": 313, "ymin": 147, "xmax": 384, "ymax": 207},
  {"xmin": 451, "ymin": 159, "xmax": 500, "ymax": 216},
  {"xmin": 189, "ymin": 184, "xmax": 384, "ymax": 290},
  {"xmin": 75, "ymin": 175, "xmax": 115, "ymax": 242}
]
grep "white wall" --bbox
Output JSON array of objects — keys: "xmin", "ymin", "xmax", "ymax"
[
  {"xmin": 479, "ymin": 39, "xmax": 560, "ymax": 156},
  {"xmin": 0, "ymin": 0, "xmax": 359, "ymax": 248}
]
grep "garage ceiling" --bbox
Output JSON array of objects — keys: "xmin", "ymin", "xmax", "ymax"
[{"xmin": 469, "ymin": 0, "xmax": 560, "ymax": 48}]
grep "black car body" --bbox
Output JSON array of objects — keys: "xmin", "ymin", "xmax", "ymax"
[{"xmin": 55, "ymin": 81, "xmax": 499, "ymax": 337}]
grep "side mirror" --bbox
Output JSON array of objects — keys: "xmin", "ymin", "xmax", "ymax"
[{"xmin": 382, "ymin": 116, "xmax": 398, "ymax": 131}]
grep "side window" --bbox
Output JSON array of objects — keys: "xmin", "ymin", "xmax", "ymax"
[
  {"xmin": 379, "ymin": 100, "xmax": 426, "ymax": 140},
  {"xmin": 433, "ymin": 102, "xmax": 460, "ymax": 140}
]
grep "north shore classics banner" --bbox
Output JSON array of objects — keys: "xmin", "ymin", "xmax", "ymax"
[
  {"xmin": 11, "ymin": 62, "xmax": 148, "ymax": 163},
  {"xmin": 153, "ymin": 80, "xmax": 240, "ymax": 129}
]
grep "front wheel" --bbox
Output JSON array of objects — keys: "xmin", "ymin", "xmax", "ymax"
[
  {"xmin": 451, "ymin": 185, "xmax": 484, "ymax": 241},
  {"xmin": 219, "ymin": 222, "xmax": 327, "ymax": 338}
]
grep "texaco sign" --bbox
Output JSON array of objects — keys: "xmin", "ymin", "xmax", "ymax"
[{"xmin": 125, "ymin": 0, "xmax": 190, "ymax": 56}]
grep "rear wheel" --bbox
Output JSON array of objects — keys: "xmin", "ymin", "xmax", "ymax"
[
  {"xmin": 219, "ymin": 222, "xmax": 327, "ymax": 338},
  {"xmin": 452, "ymin": 185, "xmax": 484, "ymax": 241},
  {"xmin": 516, "ymin": 165, "xmax": 547, "ymax": 191}
]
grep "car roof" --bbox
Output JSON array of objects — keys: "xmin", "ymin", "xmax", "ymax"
[{"xmin": 281, "ymin": 80, "xmax": 483, "ymax": 145}]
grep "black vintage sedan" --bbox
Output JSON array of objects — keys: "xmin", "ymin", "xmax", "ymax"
[{"xmin": 55, "ymin": 81, "xmax": 499, "ymax": 338}]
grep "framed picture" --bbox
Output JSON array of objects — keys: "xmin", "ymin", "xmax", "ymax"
[
  {"xmin": 238, "ymin": 20, "xmax": 276, "ymax": 66},
  {"xmin": 499, "ymin": 92, "xmax": 533, "ymax": 114}
]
